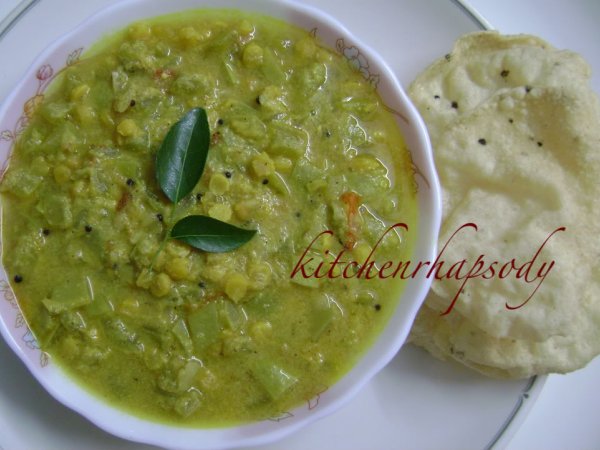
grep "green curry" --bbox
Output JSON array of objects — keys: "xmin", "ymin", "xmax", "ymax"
[{"xmin": 0, "ymin": 10, "xmax": 417, "ymax": 425}]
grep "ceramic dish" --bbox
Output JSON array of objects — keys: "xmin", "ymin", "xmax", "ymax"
[
  {"xmin": 0, "ymin": 1, "xmax": 549, "ymax": 449},
  {"xmin": 0, "ymin": 0, "xmax": 441, "ymax": 448}
]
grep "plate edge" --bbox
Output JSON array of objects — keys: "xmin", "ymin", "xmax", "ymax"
[
  {"xmin": 484, "ymin": 375, "xmax": 548, "ymax": 450},
  {"xmin": 0, "ymin": 0, "xmax": 41, "ymax": 42},
  {"xmin": 449, "ymin": 0, "xmax": 493, "ymax": 30}
]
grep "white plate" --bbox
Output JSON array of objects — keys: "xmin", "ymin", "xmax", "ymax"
[{"xmin": 0, "ymin": 1, "xmax": 544, "ymax": 449}]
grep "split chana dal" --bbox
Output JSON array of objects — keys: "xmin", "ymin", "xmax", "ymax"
[{"xmin": 0, "ymin": 10, "xmax": 418, "ymax": 424}]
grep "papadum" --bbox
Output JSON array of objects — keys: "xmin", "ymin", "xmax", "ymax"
[{"xmin": 408, "ymin": 31, "xmax": 600, "ymax": 378}]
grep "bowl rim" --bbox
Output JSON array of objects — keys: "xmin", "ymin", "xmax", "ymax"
[{"xmin": 0, "ymin": 0, "xmax": 441, "ymax": 448}]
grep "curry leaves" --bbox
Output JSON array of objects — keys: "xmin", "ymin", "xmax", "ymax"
[
  {"xmin": 171, "ymin": 216, "xmax": 256, "ymax": 253},
  {"xmin": 156, "ymin": 108, "xmax": 255, "ymax": 253},
  {"xmin": 156, "ymin": 108, "xmax": 210, "ymax": 203}
]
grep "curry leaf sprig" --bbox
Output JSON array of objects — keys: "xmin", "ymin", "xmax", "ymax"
[
  {"xmin": 156, "ymin": 107, "xmax": 210, "ymax": 204},
  {"xmin": 155, "ymin": 107, "xmax": 256, "ymax": 253}
]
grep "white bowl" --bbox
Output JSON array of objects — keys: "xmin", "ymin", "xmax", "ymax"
[{"xmin": 0, "ymin": 0, "xmax": 441, "ymax": 448}]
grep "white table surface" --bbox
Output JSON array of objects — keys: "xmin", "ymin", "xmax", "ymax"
[{"xmin": 0, "ymin": 1, "xmax": 598, "ymax": 449}]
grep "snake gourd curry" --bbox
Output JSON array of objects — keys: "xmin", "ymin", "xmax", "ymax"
[{"xmin": 0, "ymin": 10, "xmax": 417, "ymax": 425}]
